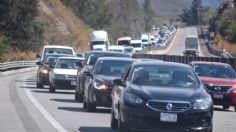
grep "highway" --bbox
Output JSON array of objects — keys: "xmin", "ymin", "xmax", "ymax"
[
  {"xmin": 168, "ymin": 27, "xmax": 216, "ymax": 57},
  {"xmin": 0, "ymin": 27, "xmax": 235, "ymax": 132},
  {"xmin": 0, "ymin": 68, "xmax": 235, "ymax": 132}
]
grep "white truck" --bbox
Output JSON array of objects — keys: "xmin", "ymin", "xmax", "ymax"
[
  {"xmin": 89, "ymin": 30, "xmax": 109, "ymax": 51},
  {"xmin": 141, "ymin": 33, "xmax": 151, "ymax": 47}
]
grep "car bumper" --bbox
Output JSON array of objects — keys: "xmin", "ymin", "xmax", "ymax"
[
  {"xmin": 52, "ymin": 79, "xmax": 76, "ymax": 90},
  {"xmin": 120, "ymin": 105, "xmax": 213, "ymax": 132},
  {"xmin": 209, "ymin": 92, "xmax": 236, "ymax": 106},
  {"xmin": 92, "ymin": 89, "xmax": 112, "ymax": 107}
]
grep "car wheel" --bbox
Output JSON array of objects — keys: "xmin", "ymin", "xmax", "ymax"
[
  {"xmin": 49, "ymin": 84, "xmax": 55, "ymax": 93},
  {"xmin": 118, "ymin": 112, "xmax": 129, "ymax": 132},
  {"xmin": 110, "ymin": 109, "xmax": 118, "ymax": 130},
  {"xmin": 78, "ymin": 92, "xmax": 83, "ymax": 103},
  {"xmin": 223, "ymin": 105, "xmax": 230, "ymax": 110},
  {"xmin": 83, "ymin": 94, "xmax": 87, "ymax": 109},
  {"xmin": 36, "ymin": 82, "xmax": 44, "ymax": 88},
  {"xmin": 75, "ymin": 92, "xmax": 80, "ymax": 101},
  {"xmin": 234, "ymin": 106, "xmax": 236, "ymax": 112}
]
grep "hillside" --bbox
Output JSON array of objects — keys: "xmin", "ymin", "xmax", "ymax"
[{"xmin": 37, "ymin": 0, "xmax": 89, "ymax": 52}]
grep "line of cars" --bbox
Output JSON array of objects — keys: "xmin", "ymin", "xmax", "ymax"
[{"xmin": 36, "ymin": 45, "xmax": 236, "ymax": 132}]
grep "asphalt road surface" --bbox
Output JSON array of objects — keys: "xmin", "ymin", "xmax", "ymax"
[
  {"xmin": 168, "ymin": 27, "xmax": 216, "ymax": 57},
  {"xmin": 0, "ymin": 70, "xmax": 236, "ymax": 132}
]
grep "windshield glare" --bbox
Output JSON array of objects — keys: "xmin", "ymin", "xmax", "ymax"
[
  {"xmin": 95, "ymin": 60, "xmax": 132, "ymax": 76},
  {"xmin": 131, "ymin": 65, "xmax": 199, "ymax": 88},
  {"xmin": 194, "ymin": 64, "xmax": 236, "ymax": 79},
  {"xmin": 55, "ymin": 59, "xmax": 82, "ymax": 69}
]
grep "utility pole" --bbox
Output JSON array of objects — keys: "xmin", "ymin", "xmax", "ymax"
[{"xmin": 196, "ymin": 0, "xmax": 202, "ymax": 26}]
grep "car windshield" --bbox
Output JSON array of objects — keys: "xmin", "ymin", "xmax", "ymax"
[
  {"xmin": 55, "ymin": 59, "xmax": 82, "ymax": 69},
  {"xmin": 131, "ymin": 65, "xmax": 199, "ymax": 88},
  {"xmin": 185, "ymin": 37, "xmax": 198, "ymax": 49},
  {"xmin": 91, "ymin": 41, "xmax": 105, "ymax": 46},
  {"xmin": 109, "ymin": 49, "xmax": 123, "ymax": 52},
  {"xmin": 117, "ymin": 40, "xmax": 130, "ymax": 46},
  {"xmin": 44, "ymin": 56, "xmax": 59, "ymax": 66},
  {"xmin": 131, "ymin": 43, "xmax": 141, "ymax": 48},
  {"xmin": 44, "ymin": 48, "xmax": 73, "ymax": 56},
  {"xmin": 124, "ymin": 48, "xmax": 133, "ymax": 53},
  {"xmin": 194, "ymin": 64, "xmax": 236, "ymax": 79},
  {"xmin": 142, "ymin": 40, "xmax": 148, "ymax": 42},
  {"xmin": 76, "ymin": 53, "xmax": 84, "ymax": 58},
  {"xmin": 86, "ymin": 53, "xmax": 129, "ymax": 66},
  {"xmin": 95, "ymin": 60, "xmax": 133, "ymax": 76}
]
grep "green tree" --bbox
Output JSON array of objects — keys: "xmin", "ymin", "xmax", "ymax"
[
  {"xmin": 143, "ymin": 0, "xmax": 155, "ymax": 31},
  {"xmin": 0, "ymin": 0, "xmax": 44, "ymax": 52}
]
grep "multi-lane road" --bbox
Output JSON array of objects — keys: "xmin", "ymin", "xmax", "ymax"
[
  {"xmin": 168, "ymin": 27, "xmax": 216, "ymax": 57},
  {"xmin": 0, "ymin": 27, "xmax": 235, "ymax": 132}
]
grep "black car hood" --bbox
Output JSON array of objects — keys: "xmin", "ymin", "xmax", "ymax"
[
  {"xmin": 95, "ymin": 75, "xmax": 120, "ymax": 86},
  {"xmin": 129, "ymin": 84, "xmax": 206, "ymax": 101}
]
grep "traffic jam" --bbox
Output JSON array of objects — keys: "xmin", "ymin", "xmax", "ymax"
[{"xmin": 36, "ymin": 27, "xmax": 236, "ymax": 132}]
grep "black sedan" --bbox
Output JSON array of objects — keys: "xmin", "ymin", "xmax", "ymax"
[
  {"xmin": 83, "ymin": 57, "xmax": 136, "ymax": 112},
  {"xmin": 111, "ymin": 61, "xmax": 213, "ymax": 132},
  {"xmin": 75, "ymin": 51, "xmax": 130, "ymax": 102}
]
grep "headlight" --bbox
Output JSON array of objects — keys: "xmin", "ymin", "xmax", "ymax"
[
  {"xmin": 42, "ymin": 69, "xmax": 48, "ymax": 74},
  {"xmin": 94, "ymin": 82, "xmax": 108, "ymax": 90},
  {"xmin": 193, "ymin": 98, "xmax": 212, "ymax": 110},
  {"xmin": 124, "ymin": 93, "xmax": 143, "ymax": 104}
]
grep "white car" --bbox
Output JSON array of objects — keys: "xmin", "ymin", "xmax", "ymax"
[
  {"xmin": 130, "ymin": 40, "xmax": 143, "ymax": 52},
  {"xmin": 156, "ymin": 37, "xmax": 167, "ymax": 47},
  {"xmin": 150, "ymin": 36, "xmax": 156, "ymax": 45},
  {"xmin": 108, "ymin": 45, "xmax": 125, "ymax": 53},
  {"xmin": 49, "ymin": 57, "xmax": 84, "ymax": 93},
  {"xmin": 37, "ymin": 45, "xmax": 75, "ymax": 62}
]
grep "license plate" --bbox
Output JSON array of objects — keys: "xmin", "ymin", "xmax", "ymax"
[
  {"xmin": 160, "ymin": 113, "xmax": 177, "ymax": 122},
  {"xmin": 71, "ymin": 81, "xmax": 76, "ymax": 86},
  {"xmin": 213, "ymin": 94, "xmax": 223, "ymax": 99}
]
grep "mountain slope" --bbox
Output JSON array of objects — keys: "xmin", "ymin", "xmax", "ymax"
[{"xmin": 37, "ymin": 0, "xmax": 89, "ymax": 51}]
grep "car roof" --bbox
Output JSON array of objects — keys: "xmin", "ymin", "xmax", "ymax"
[
  {"xmin": 97, "ymin": 57, "xmax": 136, "ymax": 62},
  {"xmin": 133, "ymin": 61, "xmax": 191, "ymax": 69},
  {"xmin": 88, "ymin": 51, "xmax": 129, "ymax": 55},
  {"xmin": 58, "ymin": 57, "xmax": 85, "ymax": 60},
  {"xmin": 45, "ymin": 53, "xmax": 73, "ymax": 56},
  {"xmin": 191, "ymin": 61, "xmax": 231, "ymax": 66},
  {"xmin": 44, "ymin": 45, "xmax": 73, "ymax": 49}
]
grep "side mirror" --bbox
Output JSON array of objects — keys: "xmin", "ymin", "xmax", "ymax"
[
  {"xmin": 36, "ymin": 54, "xmax": 41, "ymax": 58},
  {"xmin": 36, "ymin": 61, "xmax": 42, "ymax": 65},
  {"xmin": 113, "ymin": 79, "xmax": 124, "ymax": 86}
]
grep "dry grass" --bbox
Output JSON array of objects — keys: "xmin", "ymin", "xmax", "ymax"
[
  {"xmin": 38, "ymin": 0, "xmax": 89, "ymax": 52},
  {"xmin": 216, "ymin": 34, "xmax": 236, "ymax": 56},
  {"xmin": 2, "ymin": 50, "xmax": 36, "ymax": 62}
]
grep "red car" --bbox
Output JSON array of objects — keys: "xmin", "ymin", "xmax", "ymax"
[{"xmin": 190, "ymin": 61, "xmax": 236, "ymax": 111}]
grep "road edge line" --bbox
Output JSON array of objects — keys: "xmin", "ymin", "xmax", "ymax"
[{"xmin": 23, "ymin": 77, "xmax": 68, "ymax": 132}]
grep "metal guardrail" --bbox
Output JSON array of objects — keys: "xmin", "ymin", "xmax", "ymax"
[{"xmin": 0, "ymin": 61, "xmax": 36, "ymax": 72}]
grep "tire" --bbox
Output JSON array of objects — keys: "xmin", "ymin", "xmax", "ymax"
[
  {"xmin": 234, "ymin": 106, "xmax": 236, "ymax": 112},
  {"xmin": 49, "ymin": 84, "xmax": 55, "ymax": 93},
  {"xmin": 118, "ymin": 112, "xmax": 129, "ymax": 132},
  {"xmin": 87, "ymin": 99, "xmax": 96, "ymax": 112},
  {"xmin": 75, "ymin": 92, "xmax": 80, "ymax": 101},
  {"xmin": 83, "ymin": 95, "xmax": 87, "ymax": 109},
  {"xmin": 77, "ymin": 92, "xmax": 83, "ymax": 103},
  {"xmin": 111, "ymin": 109, "xmax": 118, "ymax": 130},
  {"xmin": 223, "ymin": 105, "xmax": 230, "ymax": 110},
  {"xmin": 36, "ymin": 82, "xmax": 44, "ymax": 88}
]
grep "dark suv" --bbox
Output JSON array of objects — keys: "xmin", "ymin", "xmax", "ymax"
[
  {"xmin": 83, "ymin": 57, "xmax": 136, "ymax": 112},
  {"xmin": 75, "ymin": 51, "xmax": 130, "ymax": 102},
  {"xmin": 111, "ymin": 61, "xmax": 213, "ymax": 132}
]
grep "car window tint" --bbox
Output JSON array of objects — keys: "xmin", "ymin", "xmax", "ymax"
[
  {"xmin": 56, "ymin": 59, "xmax": 82, "ymax": 69},
  {"xmin": 131, "ymin": 65, "xmax": 199, "ymax": 88},
  {"xmin": 195, "ymin": 64, "xmax": 236, "ymax": 79}
]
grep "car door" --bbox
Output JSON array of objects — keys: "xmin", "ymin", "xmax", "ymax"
[{"xmin": 113, "ymin": 67, "xmax": 132, "ymax": 118}]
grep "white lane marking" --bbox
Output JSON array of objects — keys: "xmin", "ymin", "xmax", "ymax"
[{"xmin": 23, "ymin": 77, "xmax": 68, "ymax": 132}]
